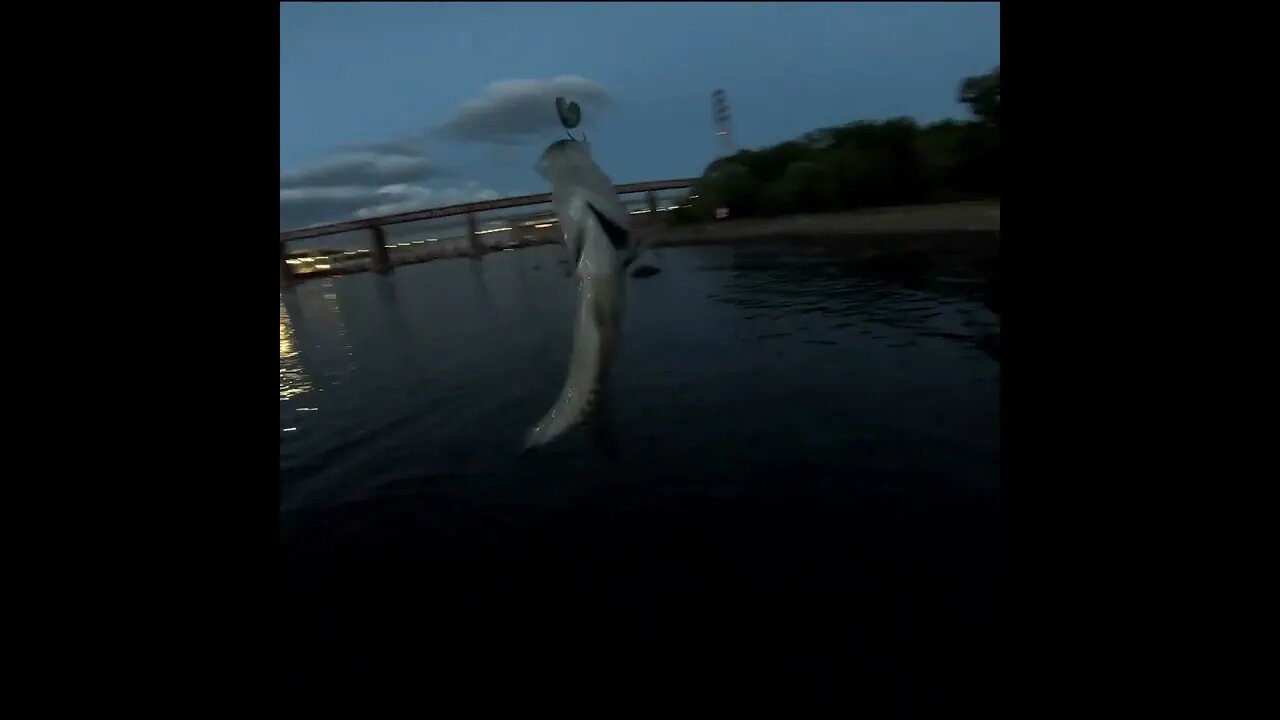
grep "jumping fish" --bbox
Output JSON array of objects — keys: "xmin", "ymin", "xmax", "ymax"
[{"xmin": 524, "ymin": 137, "xmax": 640, "ymax": 450}]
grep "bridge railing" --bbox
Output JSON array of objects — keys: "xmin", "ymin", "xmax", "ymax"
[{"xmin": 280, "ymin": 178, "xmax": 697, "ymax": 282}]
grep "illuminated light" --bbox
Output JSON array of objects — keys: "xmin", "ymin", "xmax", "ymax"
[
  {"xmin": 280, "ymin": 302, "xmax": 314, "ymax": 401},
  {"xmin": 314, "ymin": 256, "xmax": 329, "ymax": 261},
  {"xmin": 533, "ymin": 223, "xmax": 554, "ymax": 229},
  {"xmin": 630, "ymin": 209, "xmax": 651, "ymax": 214},
  {"xmin": 397, "ymin": 242, "xmax": 410, "ymax": 247},
  {"xmin": 343, "ymin": 251, "xmax": 358, "ymax": 255},
  {"xmin": 301, "ymin": 257, "xmax": 316, "ymax": 263},
  {"xmin": 476, "ymin": 227, "xmax": 513, "ymax": 235},
  {"xmin": 286, "ymin": 259, "xmax": 302, "ymax": 265},
  {"xmin": 717, "ymin": 131, "xmax": 728, "ymax": 136},
  {"xmin": 316, "ymin": 264, "xmax": 332, "ymax": 270},
  {"xmin": 412, "ymin": 240, "xmax": 425, "ymax": 244},
  {"xmin": 297, "ymin": 407, "xmax": 318, "ymax": 412},
  {"xmin": 283, "ymin": 427, "xmax": 297, "ymax": 432},
  {"xmin": 426, "ymin": 238, "xmax": 438, "ymax": 242},
  {"xmin": 690, "ymin": 194, "xmax": 700, "ymax": 199}
]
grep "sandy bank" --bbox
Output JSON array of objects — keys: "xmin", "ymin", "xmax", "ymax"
[{"xmin": 642, "ymin": 200, "xmax": 1000, "ymax": 248}]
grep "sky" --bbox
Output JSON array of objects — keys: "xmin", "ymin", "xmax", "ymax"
[{"xmin": 280, "ymin": 1, "xmax": 1000, "ymax": 230}]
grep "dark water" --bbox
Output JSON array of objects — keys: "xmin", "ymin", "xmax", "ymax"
[{"xmin": 281, "ymin": 236, "xmax": 1000, "ymax": 707}]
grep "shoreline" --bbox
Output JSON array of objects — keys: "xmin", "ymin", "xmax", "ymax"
[{"xmin": 644, "ymin": 200, "xmax": 1000, "ymax": 247}]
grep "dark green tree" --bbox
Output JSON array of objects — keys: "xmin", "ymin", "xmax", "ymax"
[
  {"xmin": 959, "ymin": 66, "xmax": 1000, "ymax": 126},
  {"xmin": 670, "ymin": 69, "xmax": 1000, "ymax": 224}
]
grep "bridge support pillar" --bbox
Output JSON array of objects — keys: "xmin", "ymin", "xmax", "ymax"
[
  {"xmin": 647, "ymin": 190, "xmax": 658, "ymax": 214},
  {"xmin": 467, "ymin": 212, "xmax": 483, "ymax": 257},
  {"xmin": 369, "ymin": 225, "xmax": 391, "ymax": 274},
  {"xmin": 280, "ymin": 241, "xmax": 294, "ymax": 286}
]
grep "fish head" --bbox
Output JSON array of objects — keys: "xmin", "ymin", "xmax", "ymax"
[
  {"xmin": 535, "ymin": 138, "xmax": 595, "ymax": 184},
  {"xmin": 536, "ymin": 137, "xmax": 634, "ymax": 273}
]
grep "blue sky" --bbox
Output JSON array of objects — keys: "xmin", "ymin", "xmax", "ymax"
[{"xmin": 280, "ymin": 2, "xmax": 1000, "ymax": 229}]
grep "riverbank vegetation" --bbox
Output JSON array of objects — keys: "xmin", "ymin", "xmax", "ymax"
[{"xmin": 675, "ymin": 68, "xmax": 1000, "ymax": 222}]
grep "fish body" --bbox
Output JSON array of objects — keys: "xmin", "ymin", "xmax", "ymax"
[{"xmin": 524, "ymin": 139, "xmax": 639, "ymax": 450}]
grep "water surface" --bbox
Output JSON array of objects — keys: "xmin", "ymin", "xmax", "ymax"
[{"xmin": 280, "ymin": 236, "xmax": 1001, "ymax": 703}]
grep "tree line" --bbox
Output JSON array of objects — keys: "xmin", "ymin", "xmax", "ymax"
[{"xmin": 676, "ymin": 67, "xmax": 1000, "ymax": 222}]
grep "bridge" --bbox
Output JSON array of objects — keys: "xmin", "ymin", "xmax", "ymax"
[{"xmin": 280, "ymin": 178, "xmax": 698, "ymax": 283}]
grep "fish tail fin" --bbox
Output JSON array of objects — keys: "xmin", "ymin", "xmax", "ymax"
[{"xmin": 523, "ymin": 275, "xmax": 621, "ymax": 450}]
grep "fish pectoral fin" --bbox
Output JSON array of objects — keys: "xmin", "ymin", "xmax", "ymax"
[{"xmin": 586, "ymin": 203, "xmax": 631, "ymax": 252}]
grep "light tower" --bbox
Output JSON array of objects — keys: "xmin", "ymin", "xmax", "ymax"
[{"xmin": 711, "ymin": 89, "xmax": 736, "ymax": 158}]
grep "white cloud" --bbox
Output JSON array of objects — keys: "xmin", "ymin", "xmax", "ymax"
[
  {"xmin": 279, "ymin": 140, "xmax": 512, "ymax": 228},
  {"xmin": 280, "ymin": 114, "xmax": 550, "ymax": 228},
  {"xmin": 279, "ymin": 150, "xmax": 449, "ymax": 190},
  {"xmin": 281, "ymin": 182, "xmax": 507, "ymax": 228},
  {"xmin": 330, "ymin": 181, "xmax": 504, "ymax": 219},
  {"xmin": 279, "ymin": 186, "xmax": 371, "ymax": 202},
  {"xmin": 436, "ymin": 75, "xmax": 612, "ymax": 145}
]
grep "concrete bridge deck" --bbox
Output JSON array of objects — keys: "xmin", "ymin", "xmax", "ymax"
[{"xmin": 281, "ymin": 179, "xmax": 697, "ymax": 283}]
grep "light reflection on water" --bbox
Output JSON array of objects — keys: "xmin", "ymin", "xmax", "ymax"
[{"xmin": 278, "ymin": 299, "xmax": 311, "ymax": 402}]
